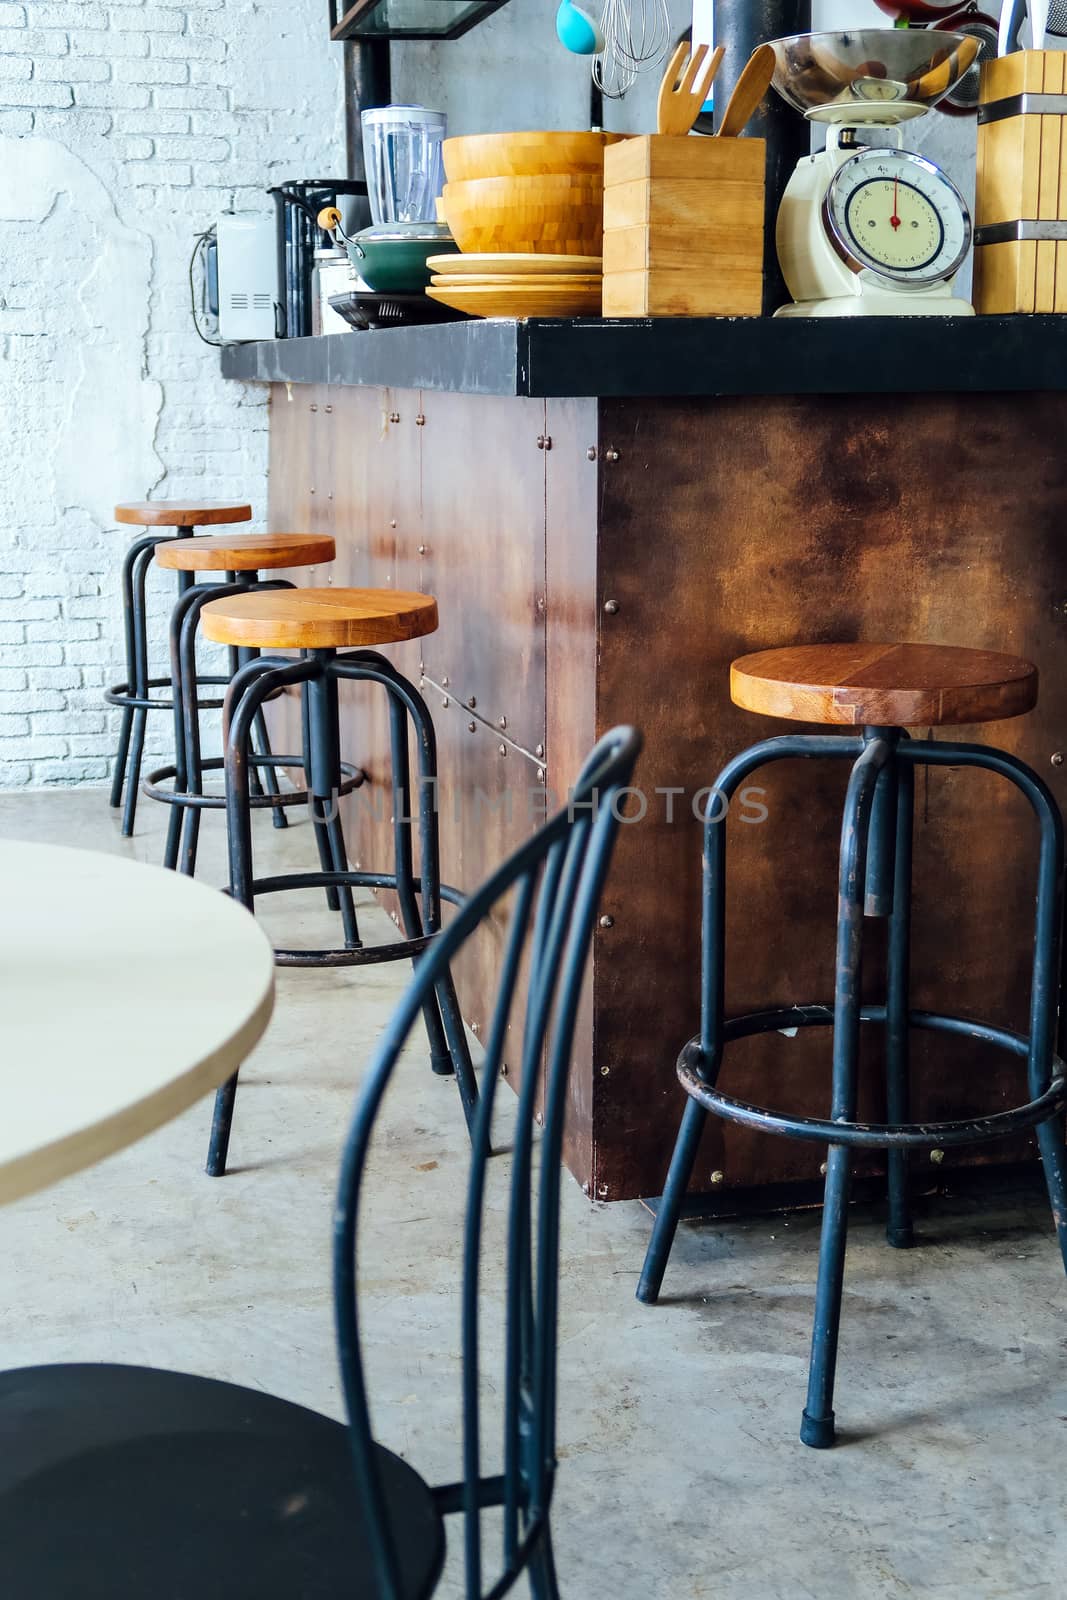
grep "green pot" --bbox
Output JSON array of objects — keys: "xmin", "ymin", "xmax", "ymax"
[{"xmin": 346, "ymin": 223, "xmax": 459, "ymax": 294}]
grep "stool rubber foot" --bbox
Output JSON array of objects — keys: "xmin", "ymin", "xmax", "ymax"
[
  {"xmin": 430, "ymin": 1049, "xmax": 455, "ymax": 1078},
  {"xmin": 886, "ymin": 1225, "xmax": 915, "ymax": 1250},
  {"xmin": 800, "ymin": 1410, "xmax": 836, "ymax": 1449}
]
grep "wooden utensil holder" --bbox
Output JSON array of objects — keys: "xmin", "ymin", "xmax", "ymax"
[
  {"xmin": 975, "ymin": 51, "xmax": 1067, "ymax": 314},
  {"xmin": 602, "ymin": 135, "xmax": 765, "ymax": 318}
]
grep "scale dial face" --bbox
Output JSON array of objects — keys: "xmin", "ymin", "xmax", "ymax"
[{"xmin": 823, "ymin": 147, "xmax": 971, "ymax": 288}]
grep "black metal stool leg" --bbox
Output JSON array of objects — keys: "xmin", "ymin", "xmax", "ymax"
[
  {"xmin": 801, "ymin": 732, "xmax": 890, "ymax": 1449},
  {"xmin": 208, "ymin": 656, "xmax": 308, "ymax": 1177},
  {"xmin": 302, "ymin": 674, "xmax": 343, "ymax": 915},
  {"xmin": 110, "ymin": 530, "xmax": 157, "ymax": 810},
  {"xmin": 636, "ymin": 1095, "xmax": 712, "ymax": 1305},
  {"xmin": 885, "ymin": 761, "xmax": 915, "ymax": 1249},
  {"xmin": 309, "ymin": 661, "xmax": 361, "ymax": 949},
  {"xmin": 120, "ymin": 540, "xmax": 158, "ymax": 837}
]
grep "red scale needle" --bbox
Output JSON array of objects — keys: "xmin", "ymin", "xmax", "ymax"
[{"xmin": 890, "ymin": 176, "xmax": 901, "ymax": 232}]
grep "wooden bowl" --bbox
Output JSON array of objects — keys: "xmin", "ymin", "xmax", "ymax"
[
  {"xmin": 441, "ymin": 174, "xmax": 604, "ymax": 257},
  {"xmin": 443, "ymin": 130, "xmax": 625, "ymax": 183}
]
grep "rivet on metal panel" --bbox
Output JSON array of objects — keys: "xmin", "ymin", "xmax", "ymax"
[
  {"xmin": 499, "ymin": 743, "xmax": 507, "ymax": 757},
  {"xmin": 389, "ymin": 411, "xmax": 401, "ymax": 424},
  {"xmin": 543, "ymin": 435, "xmax": 552, "ymax": 450},
  {"xmin": 599, "ymin": 915, "xmax": 614, "ymax": 929},
  {"xmin": 710, "ymin": 1170, "xmax": 725, "ymax": 1186},
  {"xmin": 603, "ymin": 446, "xmax": 620, "ymax": 461},
  {"xmin": 536, "ymin": 1111, "xmax": 544, "ymax": 1127},
  {"xmin": 472, "ymin": 1022, "xmax": 480, "ymax": 1035},
  {"xmin": 324, "ymin": 404, "xmax": 333, "ymax": 413},
  {"xmin": 536, "ymin": 768, "xmax": 545, "ymax": 784},
  {"xmin": 597, "ymin": 1184, "xmax": 609, "ymax": 1198},
  {"xmin": 603, "ymin": 599, "xmax": 619, "ymax": 615},
  {"xmin": 586, "ymin": 446, "xmax": 597, "ymax": 461},
  {"xmin": 419, "ymin": 660, "xmax": 425, "ymax": 673},
  {"xmin": 600, "ymin": 1064, "xmax": 610, "ymax": 1076},
  {"xmin": 536, "ymin": 434, "xmax": 546, "ymax": 450},
  {"xmin": 536, "ymin": 596, "xmax": 546, "ymax": 614},
  {"xmin": 417, "ymin": 544, "xmax": 426, "ymax": 555},
  {"xmin": 442, "ymin": 676, "xmax": 449, "ymax": 687},
  {"xmin": 416, "ymin": 413, "xmax": 426, "ymax": 426},
  {"xmin": 819, "ymin": 1162, "xmax": 828, "ymax": 1176},
  {"xmin": 310, "ymin": 487, "xmax": 316, "ymax": 495},
  {"xmin": 390, "ymin": 518, "xmax": 397, "ymax": 529},
  {"xmin": 327, "ymin": 491, "xmax": 333, "ymax": 500},
  {"xmin": 930, "ymin": 1148, "xmax": 945, "ymax": 1164},
  {"xmin": 535, "ymin": 742, "xmax": 545, "ymax": 759},
  {"xmin": 442, "ymin": 696, "xmax": 450, "ymax": 709},
  {"xmin": 468, "ymin": 721, "xmax": 476, "ymax": 733},
  {"xmin": 467, "ymin": 695, "xmax": 476, "ymax": 708},
  {"xmin": 498, "ymin": 715, "xmax": 506, "ymax": 730},
  {"xmin": 310, "ymin": 403, "xmax": 318, "ymax": 412},
  {"xmin": 501, "ymin": 1062, "xmax": 509, "ymax": 1076},
  {"xmin": 1053, "ymin": 753, "xmax": 1065, "ymax": 767}
]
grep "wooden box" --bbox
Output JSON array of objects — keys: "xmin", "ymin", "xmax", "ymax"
[
  {"xmin": 975, "ymin": 50, "xmax": 1067, "ymax": 313},
  {"xmin": 602, "ymin": 134, "xmax": 765, "ymax": 318}
]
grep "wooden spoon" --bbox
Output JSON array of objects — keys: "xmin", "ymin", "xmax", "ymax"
[
  {"xmin": 906, "ymin": 36, "xmax": 980, "ymax": 105},
  {"xmin": 715, "ymin": 43, "xmax": 776, "ymax": 138},
  {"xmin": 656, "ymin": 40, "xmax": 726, "ymax": 137}
]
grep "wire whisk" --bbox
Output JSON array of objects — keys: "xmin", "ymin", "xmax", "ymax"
[{"xmin": 593, "ymin": 0, "xmax": 672, "ymax": 100}]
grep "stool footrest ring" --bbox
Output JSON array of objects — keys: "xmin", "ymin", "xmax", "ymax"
[
  {"xmin": 141, "ymin": 759, "xmax": 365, "ymax": 812},
  {"xmin": 679, "ymin": 1010, "xmax": 1067, "ymax": 1148},
  {"xmin": 234, "ymin": 870, "xmax": 465, "ymax": 969}
]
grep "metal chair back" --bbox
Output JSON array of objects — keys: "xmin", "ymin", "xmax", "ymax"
[{"xmin": 333, "ymin": 726, "xmax": 642, "ymax": 1599}]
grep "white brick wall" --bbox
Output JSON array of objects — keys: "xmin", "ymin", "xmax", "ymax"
[{"xmin": 0, "ymin": 0, "xmax": 343, "ymax": 788}]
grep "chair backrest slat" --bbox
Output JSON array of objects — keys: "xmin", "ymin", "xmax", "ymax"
[{"xmin": 333, "ymin": 727, "xmax": 642, "ymax": 1600}]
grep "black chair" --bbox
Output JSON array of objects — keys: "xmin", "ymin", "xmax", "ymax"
[{"xmin": 0, "ymin": 726, "xmax": 642, "ymax": 1600}]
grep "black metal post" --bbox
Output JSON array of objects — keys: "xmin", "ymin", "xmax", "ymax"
[
  {"xmin": 713, "ymin": 0, "xmax": 811, "ymax": 315},
  {"xmin": 344, "ymin": 38, "xmax": 390, "ymax": 228}
]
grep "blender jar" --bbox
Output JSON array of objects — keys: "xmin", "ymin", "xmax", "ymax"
[{"xmin": 361, "ymin": 105, "xmax": 447, "ymax": 226}]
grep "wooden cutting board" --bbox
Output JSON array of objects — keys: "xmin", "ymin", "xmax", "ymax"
[{"xmin": 430, "ymin": 273, "xmax": 603, "ymax": 288}]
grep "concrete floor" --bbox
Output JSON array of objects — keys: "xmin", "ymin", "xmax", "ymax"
[{"xmin": 1, "ymin": 788, "xmax": 1066, "ymax": 1598}]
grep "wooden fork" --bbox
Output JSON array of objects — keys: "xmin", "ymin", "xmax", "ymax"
[{"xmin": 656, "ymin": 40, "xmax": 726, "ymax": 137}]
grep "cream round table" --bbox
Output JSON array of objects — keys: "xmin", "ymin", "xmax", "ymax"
[{"xmin": 0, "ymin": 840, "xmax": 274, "ymax": 1205}]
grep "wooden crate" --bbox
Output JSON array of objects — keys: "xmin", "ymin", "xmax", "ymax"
[
  {"xmin": 975, "ymin": 50, "xmax": 1067, "ymax": 313},
  {"xmin": 602, "ymin": 134, "xmax": 765, "ymax": 318}
]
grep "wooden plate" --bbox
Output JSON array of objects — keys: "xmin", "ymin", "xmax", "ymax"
[
  {"xmin": 426, "ymin": 282, "xmax": 603, "ymax": 319},
  {"xmin": 426, "ymin": 252, "xmax": 602, "ymax": 277},
  {"xmin": 430, "ymin": 273, "xmax": 603, "ymax": 288}
]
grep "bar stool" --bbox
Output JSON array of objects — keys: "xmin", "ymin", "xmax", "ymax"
[
  {"xmin": 197, "ymin": 585, "xmax": 477, "ymax": 1174},
  {"xmin": 638, "ymin": 642, "xmax": 1067, "ymax": 1448},
  {"xmin": 140, "ymin": 531, "xmax": 353, "ymax": 877},
  {"xmin": 107, "ymin": 500, "xmax": 252, "ymax": 836}
]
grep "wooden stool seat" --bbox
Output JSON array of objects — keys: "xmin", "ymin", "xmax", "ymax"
[
  {"xmin": 155, "ymin": 532, "xmax": 335, "ymax": 573},
  {"xmin": 115, "ymin": 501, "xmax": 252, "ymax": 527},
  {"xmin": 200, "ymin": 587, "xmax": 439, "ymax": 650},
  {"xmin": 731, "ymin": 642, "xmax": 1038, "ymax": 728}
]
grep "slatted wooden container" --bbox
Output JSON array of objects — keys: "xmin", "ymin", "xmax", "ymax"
[
  {"xmin": 975, "ymin": 50, "xmax": 1067, "ymax": 313},
  {"xmin": 602, "ymin": 134, "xmax": 765, "ymax": 318}
]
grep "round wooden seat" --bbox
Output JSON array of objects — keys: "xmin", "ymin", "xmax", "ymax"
[
  {"xmin": 155, "ymin": 531, "xmax": 336, "ymax": 573},
  {"xmin": 200, "ymin": 587, "xmax": 439, "ymax": 650},
  {"xmin": 731, "ymin": 643, "xmax": 1038, "ymax": 728},
  {"xmin": 115, "ymin": 500, "xmax": 252, "ymax": 527}
]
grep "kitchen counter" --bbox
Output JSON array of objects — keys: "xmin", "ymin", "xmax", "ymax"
[
  {"xmin": 221, "ymin": 314, "xmax": 1067, "ymax": 399},
  {"xmin": 231, "ymin": 321, "xmax": 1067, "ymax": 1206}
]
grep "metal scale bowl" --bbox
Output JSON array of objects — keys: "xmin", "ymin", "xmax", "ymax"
[{"xmin": 768, "ymin": 29, "xmax": 979, "ymax": 317}]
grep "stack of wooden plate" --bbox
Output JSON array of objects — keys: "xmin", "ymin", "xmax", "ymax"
[{"xmin": 425, "ymin": 252, "xmax": 602, "ymax": 319}]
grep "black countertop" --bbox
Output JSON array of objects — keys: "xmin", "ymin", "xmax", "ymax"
[{"xmin": 220, "ymin": 315, "xmax": 1067, "ymax": 400}]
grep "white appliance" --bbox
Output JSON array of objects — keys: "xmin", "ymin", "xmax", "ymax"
[{"xmin": 217, "ymin": 216, "xmax": 280, "ymax": 342}]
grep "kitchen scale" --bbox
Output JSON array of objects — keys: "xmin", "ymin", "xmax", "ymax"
[{"xmin": 767, "ymin": 29, "xmax": 980, "ymax": 317}]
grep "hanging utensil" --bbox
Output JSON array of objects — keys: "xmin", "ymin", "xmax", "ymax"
[
  {"xmin": 715, "ymin": 43, "xmax": 777, "ymax": 138},
  {"xmin": 556, "ymin": 0, "xmax": 604, "ymax": 55},
  {"xmin": 656, "ymin": 40, "xmax": 725, "ymax": 137},
  {"xmin": 999, "ymin": 0, "xmax": 1028, "ymax": 52},
  {"xmin": 594, "ymin": 0, "xmax": 672, "ymax": 101}
]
